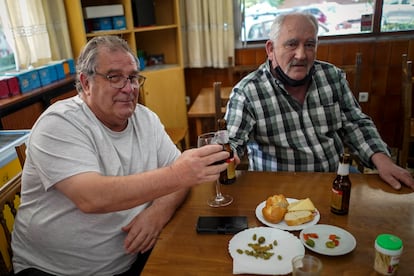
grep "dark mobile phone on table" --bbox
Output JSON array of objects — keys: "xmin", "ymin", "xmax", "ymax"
[{"xmin": 196, "ymin": 216, "xmax": 248, "ymax": 234}]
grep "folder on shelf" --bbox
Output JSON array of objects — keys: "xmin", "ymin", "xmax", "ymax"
[{"xmin": 83, "ymin": 4, "xmax": 124, "ymax": 19}]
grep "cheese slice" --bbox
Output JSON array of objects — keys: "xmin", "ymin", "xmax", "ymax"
[{"xmin": 287, "ymin": 198, "xmax": 316, "ymax": 212}]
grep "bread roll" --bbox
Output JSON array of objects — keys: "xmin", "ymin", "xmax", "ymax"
[
  {"xmin": 284, "ymin": 210, "xmax": 314, "ymax": 226},
  {"xmin": 262, "ymin": 194, "xmax": 289, "ymax": 224}
]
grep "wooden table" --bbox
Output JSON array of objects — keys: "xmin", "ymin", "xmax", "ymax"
[
  {"xmin": 141, "ymin": 171, "xmax": 414, "ymax": 276},
  {"xmin": 187, "ymin": 86, "xmax": 232, "ymax": 136}
]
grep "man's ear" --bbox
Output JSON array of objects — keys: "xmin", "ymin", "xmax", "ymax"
[
  {"xmin": 265, "ymin": 40, "xmax": 279, "ymax": 68},
  {"xmin": 80, "ymin": 72, "xmax": 90, "ymax": 91}
]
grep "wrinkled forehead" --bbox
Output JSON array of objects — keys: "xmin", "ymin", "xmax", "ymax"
[
  {"xmin": 280, "ymin": 14, "xmax": 317, "ymax": 41},
  {"xmin": 97, "ymin": 46, "xmax": 138, "ymax": 70}
]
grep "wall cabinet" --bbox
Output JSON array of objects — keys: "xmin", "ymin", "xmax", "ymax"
[{"xmin": 63, "ymin": 0, "xmax": 188, "ymax": 136}]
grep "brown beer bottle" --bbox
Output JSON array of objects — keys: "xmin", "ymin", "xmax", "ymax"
[
  {"xmin": 330, "ymin": 153, "xmax": 352, "ymax": 215},
  {"xmin": 216, "ymin": 119, "xmax": 236, "ymax": 184}
]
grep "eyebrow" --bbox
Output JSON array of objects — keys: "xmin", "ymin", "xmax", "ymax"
[{"xmin": 106, "ymin": 69, "xmax": 140, "ymax": 75}]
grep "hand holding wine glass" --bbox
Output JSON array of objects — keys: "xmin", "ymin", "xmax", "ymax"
[{"xmin": 197, "ymin": 132, "xmax": 233, "ymax": 207}]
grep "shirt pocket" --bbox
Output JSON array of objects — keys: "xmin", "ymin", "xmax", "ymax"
[{"xmin": 312, "ymin": 102, "xmax": 342, "ymax": 136}]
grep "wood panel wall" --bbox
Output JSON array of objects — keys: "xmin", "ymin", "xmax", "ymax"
[{"xmin": 184, "ymin": 38, "xmax": 414, "ymax": 148}]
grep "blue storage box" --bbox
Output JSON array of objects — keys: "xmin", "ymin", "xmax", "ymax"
[
  {"xmin": 47, "ymin": 62, "xmax": 65, "ymax": 80},
  {"xmin": 5, "ymin": 69, "xmax": 40, "ymax": 94},
  {"xmin": 92, "ymin": 17, "xmax": 113, "ymax": 31},
  {"xmin": 37, "ymin": 64, "xmax": 58, "ymax": 86},
  {"xmin": 112, "ymin": 16, "xmax": 126, "ymax": 30},
  {"xmin": 67, "ymin": 59, "xmax": 75, "ymax": 74}
]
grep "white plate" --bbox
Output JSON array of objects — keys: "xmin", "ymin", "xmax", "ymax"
[
  {"xmin": 255, "ymin": 198, "xmax": 320, "ymax": 231},
  {"xmin": 299, "ymin": 224, "xmax": 356, "ymax": 256},
  {"xmin": 228, "ymin": 226, "xmax": 305, "ymax": 275}
]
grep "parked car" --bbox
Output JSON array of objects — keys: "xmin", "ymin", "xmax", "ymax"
[
  {"xmin": 382, "ymin": 4, "xmax": 414, "ymax": 25},
  {"xmin": 243, "ymin": 11, "xmax": 329, "ymax": 41},
  {"xmin": 243, "ymin": 9, "xmax": 293, "ymax": 41},
  {"xmin": 294, "ymin": 5, "xmax": 328, "ymax": 24}
]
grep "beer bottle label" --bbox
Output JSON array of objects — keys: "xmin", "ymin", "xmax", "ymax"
[
  {"xmin": 227, "ymin": 157, "xmax": 236, "ymax": 179},
  {"xmin": 331, "ymin": 188, "xmax": 343, "ymax": 210}
]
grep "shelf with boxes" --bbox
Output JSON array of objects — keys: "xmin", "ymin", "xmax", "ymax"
[
  {"xmin": 83, "ymin": 4, "xmax": 127, "ymax": 33},
  {"xmin": 66, "ymin": 0, "xmax": 182, "ymax": 70},
  {"xmin": 0, "ymin": 59, "xmax": 75, "ymax": 99},
  {"xmin": 0, "ymin": 74, "xmax": 77, "ymax": 130},
  {"xmin": 64, "ymin": 0, "xmax": 188, "ymax": 145}
]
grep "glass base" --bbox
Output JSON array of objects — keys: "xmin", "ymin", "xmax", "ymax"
[{"xmin": 207, "ymin": 194, "xmax": 233, "ymax": 207}]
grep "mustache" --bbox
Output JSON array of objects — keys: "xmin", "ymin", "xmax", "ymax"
[
  {"xmin": 289, "ymin": 59, "xmax": 307, "ymax": 67},
  {"xmin": 115, "ymin": 95, "xmax": 136, "ymax": 102}
]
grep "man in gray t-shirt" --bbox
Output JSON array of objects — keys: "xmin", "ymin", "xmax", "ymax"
[{"xmin": 12, "ymin": 36, "xmax": 230, "ymax": 276}]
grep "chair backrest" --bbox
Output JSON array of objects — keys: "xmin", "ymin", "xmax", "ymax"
[
  {"xmin": 227, "ymin": 56, "xmax": 256, "ymax": 86},
  {"xmin": 214, "ymin": 81, "xmax": 223, "ymax": 130},
  {"xmin": 340, "ymin": 52, "xmax": 362, "ymax": 94},
  {"xmin": 399, "ymin": 54, "xmax": 413, "ymax": 168},
  {"xmin": 0, "ymin": 143, "xmax": 26, "ymax": 275}
]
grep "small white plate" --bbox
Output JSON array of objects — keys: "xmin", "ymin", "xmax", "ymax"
[
  {"xmin": 255, "ymin": 198, "xmax": 320, "ymax": 231},
  {"xmin": 299, "ymin": 224, "xmax": 356, "ymax": 256},
  {"xmin": 228, "ymin": 226, "xmax": 305, "ymax": 275}
]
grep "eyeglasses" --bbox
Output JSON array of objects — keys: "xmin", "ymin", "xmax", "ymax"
[{"xmin": 94, "ymin": 72, "xmax": 146, "ymax": 89}]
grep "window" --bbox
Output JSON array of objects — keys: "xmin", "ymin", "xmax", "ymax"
[
  {"xmin": 0, "ymin": 19, "xmax": 15, "ymax": 73},
  {"xmin": 382, "ymin": 0, "xmax": 414, "ymax": 31},
  {"xmin": 240, "ymin": 0, "xmax": 414, "ymax": 43}
]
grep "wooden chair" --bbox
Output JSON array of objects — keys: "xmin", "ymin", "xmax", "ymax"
[
  {"xmin": 340, "ymin": 53, "xmax": 365, "ymax": 172},
  {"xmin": 398, "ymin": 54, "xmax": 414, "ymax": 168},
  {"xmin": 138, "ymin": 86, "xmax": 187, "ymax": 151},
  {"xmin": 0, "ymin": 143, "xmax": 26, "ymax": 275},
  {"xmin": 165, "ymin": 127, "xmax": 187, "ymax": 151},
  {"xmin": 227, "ymin": 56, "xmax": 256, "ymax": 86},
  {"xmin": 213, "ymin": 81, "xmax": 226, "ymax": 129},
  {"xmin": 340, "ymin": 52, "xmax": 362, "ymax": 95}
]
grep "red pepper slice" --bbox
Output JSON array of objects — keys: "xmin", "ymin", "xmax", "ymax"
[
  {"xmin": 308, "ymin": 233, "xmax": 319, "ymax": 239},
  {"xmin": 329, "ymin": 234, "xmax": 337, "ymax": 240}
]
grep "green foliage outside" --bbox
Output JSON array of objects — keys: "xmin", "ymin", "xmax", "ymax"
[
  {"xmin": 244, "ymin": 0, "xmax": 284, "ymax": 8},
  {"xmin": 382, "ymin": 23, "xmax": 414, "ymax": 31}
]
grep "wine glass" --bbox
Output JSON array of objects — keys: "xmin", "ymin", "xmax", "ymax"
[{"xmin": 197, "ymin": 132, "xmax": 233, "ymax": 207}]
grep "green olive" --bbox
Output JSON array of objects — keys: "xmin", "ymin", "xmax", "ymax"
[
  {"xmin": 258, "ymin": 236, "xmax": 265, "ymax": 244},
  {"xmin": 305, "ymin": 238, "xmax": 315, "ymax": 247},
  {"xmin": 326, "ymin": 241, "xmax": 336, "ymax": 248}
]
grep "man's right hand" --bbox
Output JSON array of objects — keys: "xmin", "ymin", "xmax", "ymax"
[{"xmin": 170, "ymin": 145, "xmax": 229, "ymax": 187}]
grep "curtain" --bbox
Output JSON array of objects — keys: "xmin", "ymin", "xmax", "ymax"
[
  {"xmin": 0, "ymin": 0, "xmax": 72, "ymax": 71},
  {"xmin": 181, "ymin": 0, "xmax": 235, "ymax": 68}
]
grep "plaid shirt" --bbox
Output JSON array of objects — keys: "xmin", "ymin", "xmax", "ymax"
[{"xmin": 224, "ymin": 60, "xmax": 389, "ymax": 172}]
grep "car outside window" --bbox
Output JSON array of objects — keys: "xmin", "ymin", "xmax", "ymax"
[{"xmin": 240, "ymin": 0, "xmax": 414, "ymax": 42}]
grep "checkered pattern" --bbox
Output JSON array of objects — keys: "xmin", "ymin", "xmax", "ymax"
[{"xmin": 225, "ymin": 60, "xmax": 389, "ymax": 172}]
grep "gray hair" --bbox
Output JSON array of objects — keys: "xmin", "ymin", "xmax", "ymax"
[
  {"xmin": 268, "ymin": 12, "xmax": 319, "ymax": 43},
  {"xmin": 75, "ymin": 35, "xmax": 138, "ymax": 93}
]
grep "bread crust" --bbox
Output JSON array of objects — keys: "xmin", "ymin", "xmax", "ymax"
[
  {"xmin": 284, "ymin": 210, "xmax": 314, "ymax": 226},
  {"xmin": 262, "ymin": 194, "xmax": 289, "ymax": 224}
]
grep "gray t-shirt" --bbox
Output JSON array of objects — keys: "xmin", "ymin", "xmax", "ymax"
[{"xmin": 12, "ymin": 96, "xmax": 180, "ymax": 275}]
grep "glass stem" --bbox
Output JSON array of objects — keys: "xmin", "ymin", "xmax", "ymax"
[{"xmin": 215, "ymin": 180, "xmax": 224, "ymax": 201}]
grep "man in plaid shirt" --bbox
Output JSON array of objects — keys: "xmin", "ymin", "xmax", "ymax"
[{"xmin": 225, "ymin": 12, "xmax": 414, "ymax": 190}]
